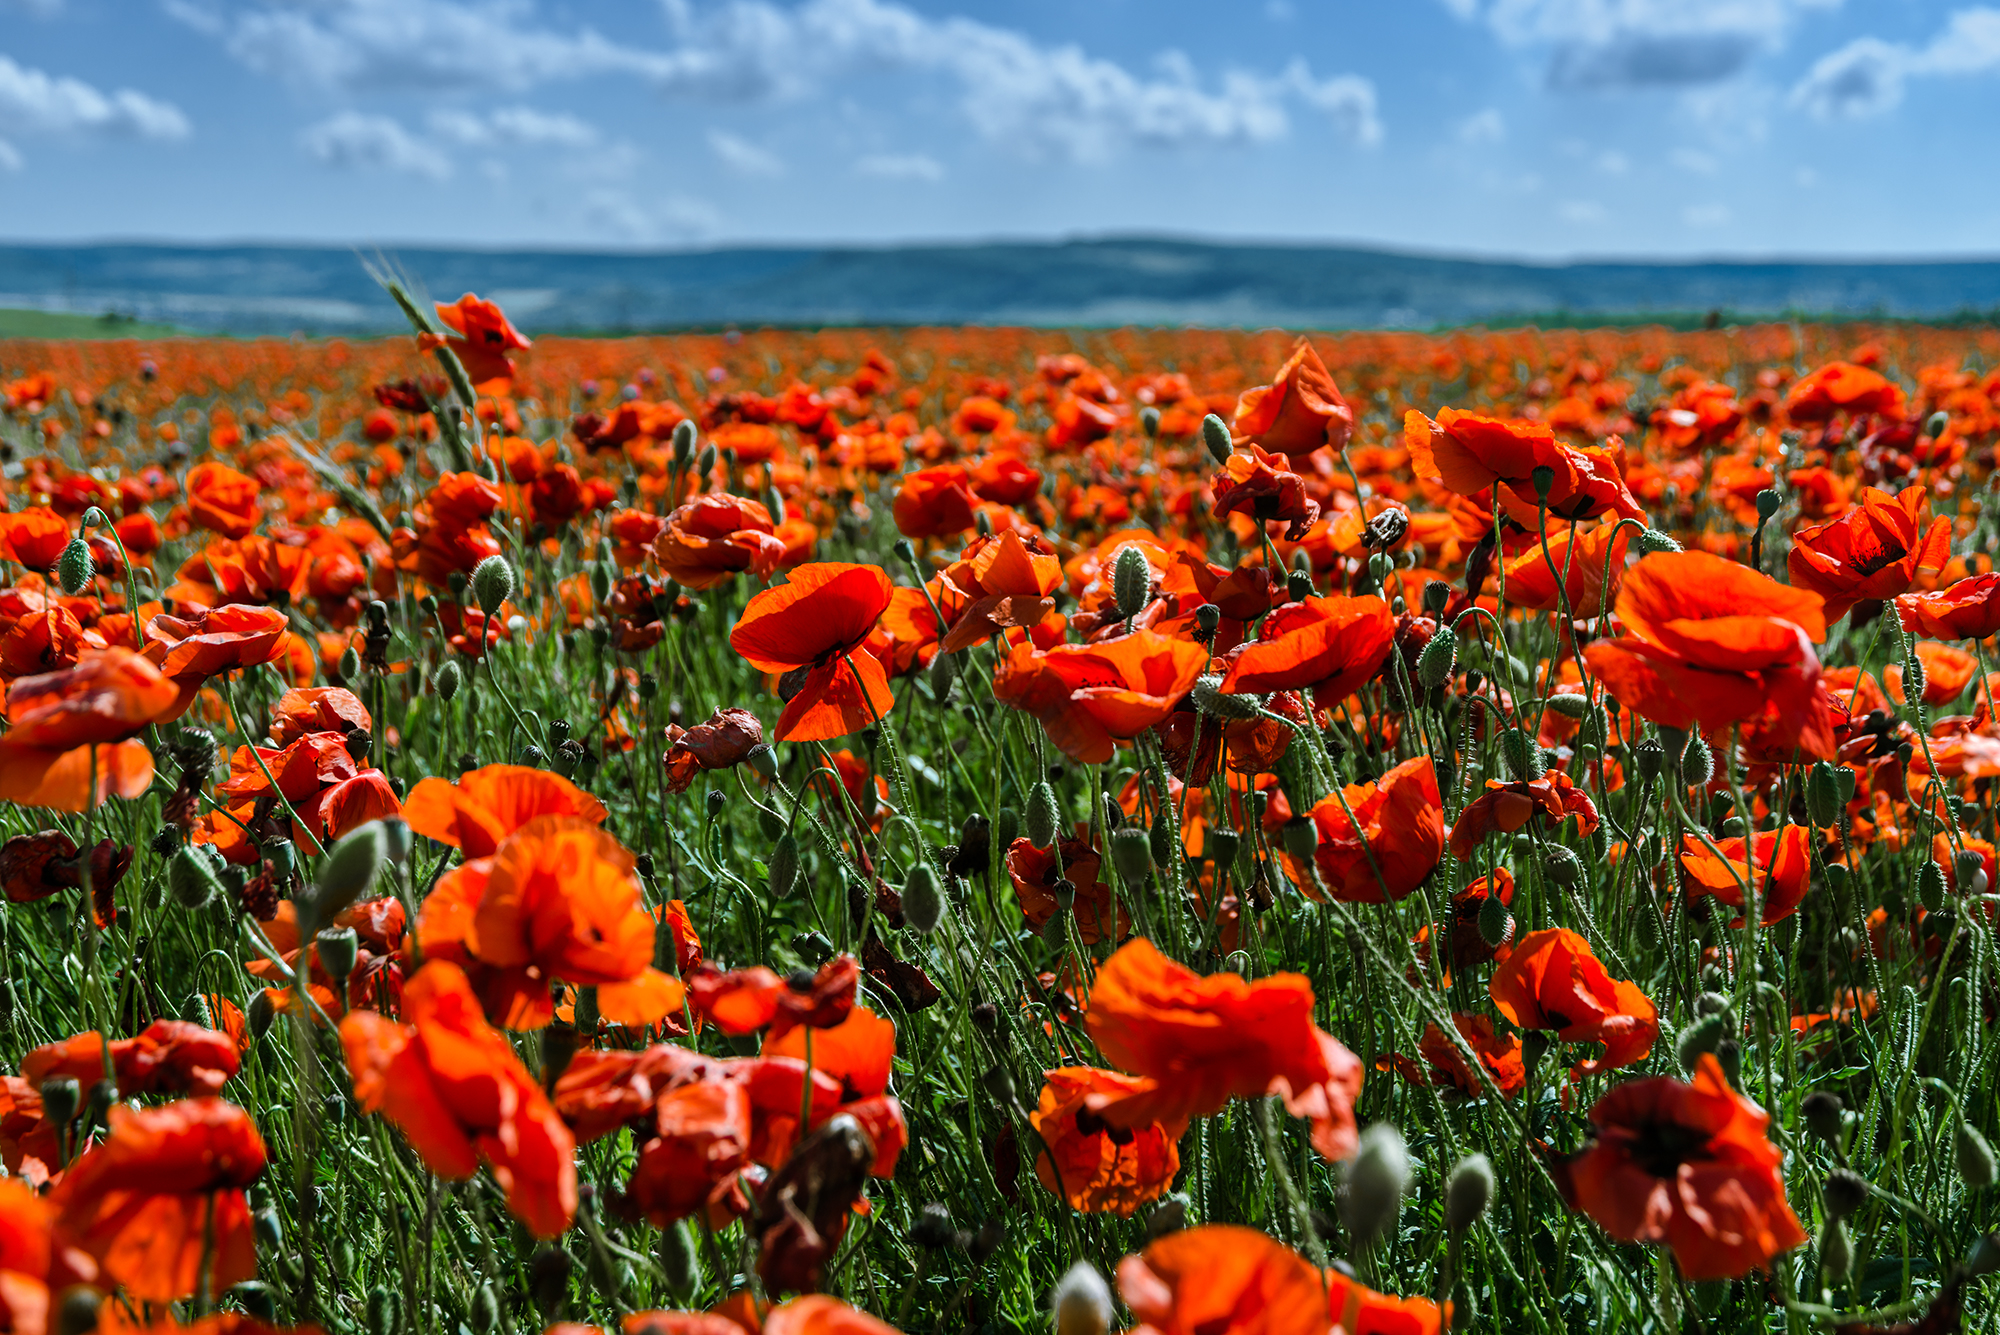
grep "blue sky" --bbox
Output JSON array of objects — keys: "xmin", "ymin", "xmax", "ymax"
[{"xmin": 0, "ymin": 0, "xmax": 1995, "ymax": 257}]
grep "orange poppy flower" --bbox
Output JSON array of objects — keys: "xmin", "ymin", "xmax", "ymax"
[
  {"xmin": 0, "ymin": 649, "xmax": 175, "ymax": 811},
  {"xmin": 340, "ymin": 960, "xmax": 577, "ymax": 1237},
  {"xmin": 1678, "ymin": 825, "xmax": 1812, "ymax": 926},
  {"xmin": 625, "ymin": 1079, "xmax": 756, "ymax": 1226},
  {"xmin": 1896, "ymin": 573, "xmax": 2000, "ymax": 642},
  {"xmin": 763, "ymin": 1296, "xmax": 901, "ymax": 1335},
  {"xmin": 184, "ymin": 463, "xmax": 262, "ymax": 540},
  {"xmin": 762, "ymin": 1006, "xmax": 896, "ymax": 1099},
  {"xmin": 417, "ymin": 816, "xmax": 683, "ymax": 1030},
  {"xmin": 1407, "ymin": 408, "xmax": 1643, "ymax": 526},
  {"xmin": 1005, "ymin": 830, "xmax": 1129, "ymax": 944},
  {"xmin": 1884, "ymin": 640, "xmax": 1979, "ymax": 706},
  {"xmin": 1488, "ymin": 928, "xmax": 1657, "ymax": 1075},
  {"xmin": 1554, "ymin": 1054, "xmax": 1807, "ymax": 1280},
  {"xmin": 268, "ymin": 685, "xmax": 372, "ymax": 747},
  {"xmin": 1418, "ymin": 1014, "xmax": 1525, "ymax": 1099},
  {"xmin": 1582, "ymin": 551, "xmax": 1834, "ymax": 759},
  {"xmin": 1118, "ymin": 1225, "xmax": 1442, "ymax": 1335},
  {"xmin": 1210, "ymin": 445, "xmax": 1321, "ymax": 540},
  {"xmin": 934, "ymin": 530, "xmax": 1063, "ymax": 653},
  {"xmin": 1083, "ymin": 938, "xmax": 1362, "ymax": 1160},
  {"xmin": 1787, "ymin": 486, "xmax": 1949, "ymax": 623},
  {"xmin": 731, "ymin": 563, "xmax": 895, "ymax": 743},
  {"xmin": 402, "ymin": 763, "xmax": 607, "ymax": 858},
  {"xmin": 992, "ymin": 630, "xmax": 1208, "ymax": 765},
  {"xmin": 22, "ymin": 1020, "xmax": 239, "ymax": 1098},
  {"xmin": 1030, "ymin": 1068, "xmax": 1184, "ymax": 1215},
  {"xmin": 1231, "ymin": 338, "xmax": 1355, "ymax": 458},
  {"xmin": 1495, "ymin": 521, "xmax": 1628, "ymax": 616},
  {"xmin": 892, "ymin": 465, "xmax": 980, "ymax": 539},
  {"xmin": 145, "ymin": 603, "xmax": 290, "ymax": 685},
  {"xmin": 0, "ymin": 507, "xmax": 69, "ymax": 570},
  {"xmin": 1215, "ymin": 595, "xmax": 1394, "ymax": 704},
  {"xmin": 687, "ymin": 955, "xmax": 858, "ymax": 1039},
  {"xmin": 1295, "ymin": 756, "xmax": 1444, "ymax": 903},
  {"xmin": 1448, "ymin": 770, "xmax": 1599, "ymax": 860},
  {"xmin": 1783, "ymin": 361, "xmax": 1906, "ymax": 422},
  {"xmin": 434, "ymin": 293, "xmax": 532, "ymax": 392},
  {"xmin": 50, "ymin": 1097, "xmax": 266, "ymax": 1302},
  {"xmin": 0, "ymin": 1178, "xmax": 50, "ymax": 1334},
  {"xmin": 654, "ymin": 495, "xmax": 788, "ymax": 591}
]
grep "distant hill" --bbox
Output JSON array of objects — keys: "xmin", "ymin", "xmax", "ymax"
[{"xmin": 2, "ymin": 238, "xmax": 1998, "ymax": 336}]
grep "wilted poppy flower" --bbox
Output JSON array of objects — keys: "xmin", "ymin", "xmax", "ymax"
[
  {"xmin": 341, "ymin": 960, "xmax": 577, "ymax": 1236},
  {"xmin": 1554, "ymin": 1054, "xmax": 1807, "ymax": 1280},
  {"xmin": 50, "ymin": 1098, "xmax": 266, "ymax": 1302},
  {"xmin": 1005, "ymin": 831, "xmax": 1129, "ymax": 944},
  {"xmin": 1783, "ymin": 361, "xmax": 1905, "ymax": 423},
  {"xmin": 1210, "ymin": 444, "xmax": 1321, "ymax": 540},
  {"xmin": 1084, "ymin": 938, "xmax": 1362, "ymax": 1159},
  {"xmin": 1449, "ymin": 770, "xmax": 1599, "ymax": 860},
  {"xmin": 1583, "ymin": 552, "xmax": 1834, "ymax": 760},
  {"xmin": 402, "ymin": 764, "xmax": 607, "ymax": 857},
  {"xmin": 1217, "ymin": 595, "xmax": 1394, "ymax": 704},
  {"xmin": 1295, "ymin": 757, "xmax": 1444, "ymax": 903},
  {"xmin": 655, "ymin": 495, "xmax": 788, "ymax": 591},
  {"xmin": 993, "ymin": 630, "xmax": 1208, "ymax": 765},
  {"xmin": 664, "ymin": 706, "xmax": 765, "ymax": 793},
  {"xmin": 23, "ymin": 1020, "xmax": 239, "ymax": 1097},
  {"xmin": 269, "ymin": 685, "xmax": 372, "ymax": 747},
  {"xmin": 1897, "ymin": 574, "xmax": 2000, "ymax": 642},
  {"xmin": 185, "ymin": 463, "xmax": 262, "ymax": 540},
  {"xmin": 1030, "ymin": 1068, "xmax": 1184, "ymax": 1215},
  {"xmin": 1118, "ymin": 1225, "xmax": 1442, "ymax": 1335},
  {"xmin": 1489, "ymin": 928, "xmax": 1657, "ymax": 1075},
  {"xmin": 1679, "ymin": 824, "xmax": 1812, "ymax": 926},
  {"xmin": 1231, "ymin": 338, "xmax": 1355, "ymax": 458},
  {"xmin": 731, "ymin": 563, "xmax": 895, "ymax": 743},
  {"xmin": 1787, "ymin": 486, "xmax": 1949, "ymax": 623},
  {"xmin": 434, "ymin": 293, "xmax": 532, "ymax": 391}
]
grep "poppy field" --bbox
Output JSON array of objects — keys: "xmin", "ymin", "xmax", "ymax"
[{"xmin": 3, "ymin": 299, "xmax": 2000, "ymax": 1335}]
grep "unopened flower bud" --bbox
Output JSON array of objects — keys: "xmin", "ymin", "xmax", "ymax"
[
  {"xmin": 981, "ymin": 1064, "xmax": 1017, "ymax": 1105},
  {"xmin": 1113, "ymin": 544, "xmax": 1152, "ymax": 620},
  {"xmin": 1805, "ymin": 762, "xmax": 1845, "ymax": 827},
  {"xmin": 1445, "ymin": 1153, "xmax": 1494, "ymax": 1232},
  {"xmin": 1959, "ymin": 1121, "xmax": 1997, "ymax": 1188},
  {"xmin": 1146, "ymin": 1193, "xmax": 1190, "ymax": 1240},
  {"xmin": 768, "ymin": 831, "xmax": 800, "ymax": 898},
  {"xmin": 1341, "ymin": 1122, "xmax": 1409, "ymax": 1249},
  {"xmin": 1820, "ymin": 1219, "xmax": 1854, "ymax": 1284},
  {"xmin": 1140, "ymin": 406, "xmax": 1161, "ymax": 437},
  {"xmin": 1499, "ymin": 728, "xmax": 1543, "ymax": 781},
  {"xmin": 1677, "ymin": 1013, "xmax": 1728, "ymax": 1072},
  {"xmin": 304, "ymin": 821, "xmax": 387, "ymax": 933},
  {"xmin": 1026, "ymin": 782, "xmax": 1061, "ymax": 850},
  {"xmin": 247, "ymin": 989, "xmax": 277, "ymax": 1040},
  {"xmin": 910, "ymin": 1201, "xmax": 955, "ymax": 1250},
  {"xmin": 55, "ymin": 1287, "xmax": 101, "ymax": 1335},
  {"xmin": 1544, "ymin": 844, "xmax": 1582, "ymax": 889},
  {"xmin": 1822, "ymin": 1169, "xmax": 1867, "ymax": 1222},
  {"xmin": 1904, "ymin": 653, "xmax": 1927, "ymax": 703},
  {"xmin": 1678, "ymin": 732, "xmax": 1713, "ymax": 789},
  {"xmin": 1052, "ymin": 1261, "xmax": 1115, "ymax": 1335},
  {"xmin": 1191, "ymin": 674, "xmax": 1261, "ymax": 720},
  {"xmin": 903, "ymin": 862, "xmax": 945, "ymax": 934},
  {"xmin": 1918, "ymin": 860, "xmax": 1946, "ymax": 912},
  {"xmin": 1418, "ymin": 632, "xmax": 1456, "ymax": 690},
  {"xmin": 929, "ymin": 649, "xmax": 959, "ymax": 694},
  {"xmin": 56, "ymin": 537, "xmax": 93, "ymax": 595},
  {"xmin": 658, "ymin": 1222, "xmax": 699, "ymax": 1300},
  {"xmin": 81, "ymin": 506, "xmax": 107, "ymax": 530},
  {"xmin": 1927, "ymin": 410, "xmax": 1951, "ymax": 439},
  {"xmin": 1635, "ymin": 528, "xmax": 1682, "ymax": 555},
  {"xmin": 528, "ymin": 1246, "xmax": 571, "ymax": 1319},
  {"xmin": 434, "ymin": 658, "xmax": 462, "ymax": 702},
  {"xmin": 167, "ymin": 844, "xmax": 222, "ymax": 910},
  {"xmin": 338, "ymin": 645, "xmax": 362, "ymax": 681},
  {"xmin": 1110, "ymin": 827, "xmax": 1153, "ymax": 884},
  {"xmin": 1201, "ymin": 413, "xmax": 1233, "ymax": 466},
  {"xmin": 696, "ymin": 443, "xmax": 717, "ymax": 477},
  {"xmin": 1800, "ymin": 1090, "xmax": 1844, "ymax": 1148},
  {"xmin": 471, "ymin": 554, "xmax": 516, "ymax": 617},
  {"xmin": 672, "ymin": 419, "xmax": 697, "ymax": 465}
]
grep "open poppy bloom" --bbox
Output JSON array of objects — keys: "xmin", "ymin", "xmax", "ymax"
[
  {"xmin": 433, "ymin": 293, "xmax": 532, "ymax": 392},
  {"xmin": 1005, "ymin": 830, "xmax": 1129, "ymax": 944},
  {"xmin": 50, "ymin": 1097, "xmax": 266, "ymax": 1303},
  {"xmin": 1783, "ymin": 360, "xmax": 1906, "ymax": 422},
  {"xmin": 1418, "ymin": 1014, "xmax": 1525, "ymax": 1099},
  {"xmin": 1294, "ymin": 756, "xmax": 1444, "ymax": 903},
  {"xmin": 933, "ymin": 530, "xmax": 1063, "ymax": 653},
  {"xmin": 0, "ymin": 507, "xmax": 69, "ymax": 571},
  {"xmin": 1216, "ymin": 595, "xmax": 1394, "ymax": 704},
  {"xmin": 892, "ymin": 465, "xmax": 980, "ymax": 539},
  {"xmin": 340, "ymin": 960, "xmax": 577, "ymax": 1237},
  {"xmin": 1678, "ymin": 825, "xmax": 1812, "ymax": 926},
  {"xmin": 416, "ymin": 815, "xmax": 685, "ymax": 1030},
  {"xmin": 992, "ymin": 629, "xmax": 1208, "ymax": 765},
  {"xmin": 1406, "ymin": 408, "xmax": 1644, "ymax": 526},
  {"xmin": 1787, "ymin": 486, "xmax": 1949, "ymax": 623},
  {"xmin": 23, "ymin": 1020, "xmax": 239, "ymax": 1097},
  {"xmin": 144, "ymin": 603, "xmax": 292, "ymax": 707},
  {"xmin": 184, "ymin": 462, "xmax": 262, "ymax": 540},
  {"xmin": 1031, "ymin": 1067, "xmax": 1185, "ymax": 1216},
  {"xmin": 1897, "ymin": 573, "xmax": 2000, "ymax": 641},
  {"xmin": 1083, "ymin": 938, "xmax": 1362, "ymax": 1160},
  {"xmin": 688, "ymin": 955, "xmax": 859, "ymax": 1040},
  {"xmin": 1230, "ymin": 338, "xmax": 1355, "ymax": 458},
  {"xmin": 1209, "ymin": 444, "xmax": 1321, "ymax": 540},
  {"xmin": 1489, "ymin": 928, "xmax": 1657, "ymax": 1076},
  {"xmin": 1553, "ymin": 1054, "xmax": 1807, "ymax": 1280},
  {"xmin": 0, "ymin": 648, "xmax": 175, "ymax": 811},
  {"xmin": 731, "ymin": 563, "xmax": 896, "ymax": 743},
  {"xmin": 1448, "ymin": 770, "xmax": 1599, "ymax": 860},
  {"xmin": 654, "ymin": 495, "xmax": 789, "ymax": 591},
  {"xmin": 1583, "ymin": 551, "xmax": 1835, "ymax": 760},
  {"xmin": 1118, "ymin": 1225, "xmax": 1442, "ymax": 1335},
  {"xmin": 268, "ymin": 685, "xmax": 372, "ymax": 747},
  {"xmin": 402, "ymin": 763, "xmax": 608, "ymax": 857},
  {"xmin": 763, "ymin": 1296, "xmax": 902, "ymax": 1335}
]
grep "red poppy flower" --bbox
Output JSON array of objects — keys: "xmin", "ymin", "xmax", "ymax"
[
  {"xmin": 1231, "ymin": 338, "xmax": 1355, "ymax": 458},
  {"xmin": 764, "ymin": 1296, "xmax": 901, "ymax": 1335},
  {"xmin": 893, "ymin": 465, "xmax": 981, "ymax": 539},
  {"xmin": 1787, "ymin": 486, "xmax": 1949, "ymax": 623},
  {"xmin": 50, "ymin": 1098, "xmax": 266, "ymax": 1302},
  {"xmin": 0, "ymin": 649, "xmax": 175, "ymax": 811},
  {"xmin": 1554, "ymin": 1054, "xmax": 1807, "ymax": 1280},
  {"xmin": 1418, "ymin": 1014, "xmax": 1525, "ymax": 1099},
  {"xmin": 1885, "ymin": 640, "xmax": 1978, "ymax": 706},
  {"xmin": 731, "ymin": 563, "xmax": 896, "ymax": 743},
  {"xmin": 1407, "ymin": 409, "xmax": 1643, "ymax": 525},
  {"xmin": 402, "ymin": 763, "xmax": 608, "ymax": 858},
  {"xmin": 1897, "ymin": 574, "xmax": 2000, "ymax": 641},
  {"xmin": 0, "ymin": 507, "xmax": 69, "ymax": 570},
  {"xmin": 1448, "ymin": 770, "xmax": 1599, "ymax": 860},
  {"xmin": 993, "ymin": 629, "xmax": 1209, "ymax": 765},
  {"xmin": 145, "ymin": 603, "xmax": 290, "ymax": 687},
  {"xmin": 1030, "ymin": 1068, "xmax": 1184, "ymax": 1216},
  {"xmin": 1118, "ymin": 1225, "xmax": 1442, "ymax": 1335},
  {"xmin": 23, "ymin": 1020, "xmax": 239, "ymax": 1098},
  {"xmin": 688, "ymin": 955, "xmax": 859, "ymax": 1040},
  {"xmin": 1216, "ymin": 595, "xmax": 1395, "ymax": 704},
  {"xmin": 1005, "ymin": 831, "xmax": 1129, "ymax": 944},
  {"xmin": 434, "ymin": 293, "xmax": 532, "ymax": 392},
  {"xmin": 1783, "ymin": 361, "xmax": 1906, "ymax": 423},
  {"xmin": 1488, "ymin": 928, "xmax": 1657, "ymax": 1075},
  {"xmin": 269, "ymin": 685, "xmax": 372, "ymax": 747},
  {"xmin": 1210, "ymin": 445, "xmax": 1322, "ymax": 540},
  {"xmin": 1678, "ymin": 824, "xmax": 1812, "ymax": 926},
  {"xmin": 654, "ymin": 495, "xmax": 788, "ymax": 591},
  {"xmin": 341, "ymin": 960, "xmax": 577, "ymax": 1236},
  {"xmin": 184, "ymin": 463, "xmax": 262, "ymax": 540},
  {"xmin": 1583, "ymin": 551, "xmax": 1834, "ymax": 759},
  {"xmin": 1295, "ymin": 756, "xmax": 1444, "ymax": 903},
  {"xmin": 933, "ymin": 530, "xmax": 1063, "ymax": 653}
]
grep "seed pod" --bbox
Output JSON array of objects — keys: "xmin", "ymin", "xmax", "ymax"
[
  {"xmin": 471, "ymin": 554, "xmax": 516, "ymax": 616},
  {"xmin": 769, "ymin": 831, "xmax": 800, "ymax": 898},
  {"xmin": 1286, "ymin": 569, "xmax": 1314, "ymax": 603},
  {"xmin": 1110, "ymin": 826, "xmax": 1153, "ymax": 884},
  {"xmin": 1341, "ymin": 1123, "xmax": 1409, "ymax": 1249},
  {"xmin": 1026, "ymin": 782, "xmax": 1061, "ymax": 850},
  {"xmin": 903, "ymin": 862, "xmax": 945, "ymax": 933},
  {"xmin": 659, "ymin": 1221, "xmax": 700, "ymax": 1300},
  {"xmin": 40, "ymin": 1075, "xmax": 80, "ymax": 1129},
  {"xmin": 1113, "ymin": 544, "xmax": 1152, "ymax": 620},
  {"xmin": 167, "ymin": 845, "xmax": 222, "ymax": 910},
  {"xmin": 1635, "ymin": 528, "xmax": 1682, "ymax": 555},
  {"xmin": 57, "ymin": 537, "xmax": 94, "ymax": 596},
  {"xmin": 1417, "ymin": 633, "xmax": 1456, "ymax": 691},
  {"xmin": 1822, "ymin": 1169, "xmax": 1867, "ymax": 1222},
  {"xmin": 1053, "ymin": 1261, "xmax": 1115, "ymax": 1335},
  {"xmin": 304, "ymin": 821, "xmax": 387, "ymax": 933},
  {"xmin": 1959, "ymin": 1121, "xmax": 1997, "ymax": 1188},
  {"xmin": 1280, "ymin": 817, "xmax": 1318, "ymax": 860},
  {"xmin": 1193, "ymin": 603, "xmax": 1222, "ymax": 637},
  {"xmin": 1633, "ymin": 735, "xmax": 1664, "ymax": 782},
  {"xmin": 1800, "ymin": 1091, "xmax": 1844, "ymax": 1149},
  {"xmin": 1200, "ymin": 413, "xmax": 1233, "ymax": 466},
  {"xmin": 434, "ymin": 658, "xmax": 463, "ymax": 702},
  {"xmin": 981, "ymin": 1064, "xmax": 1017, "ymax": 1105},
  {"xmin": 1204, "ymin": 828, "xmax": 1241, "ymax": 870},
  {"xmin": 1544, "ymin": 845, "xmax": 1582, "ymax": 889},
  {"xmin": 910, "ymin": 1201, "xmax": 955, "ymax": 1250},
  {"xmin": 1445, "ymin": 1153, "xmax": 1494, "ymax": 1232},
  {"xmin": 1755, "ymin": 489, "xmax": 1782, "ymax": 522},
  {"xmin": 1477, "ymin": 890, "xmax": 1510, "ymax": 946},
  {"xmin": 316, "ymin": 928, "xmax": 360, "ymax": 991}
]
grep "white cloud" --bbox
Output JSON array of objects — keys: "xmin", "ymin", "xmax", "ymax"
[
  {"xmin": 301, "ymin": 111, "xmax": 451, "ymax": 179},
  {"xmin": 855, "ymin": 151, "xmax": 944, "ymax": 180},
  {"xmin": 0, "ymin": 139, "xmax": 21, "ymax": 171},
  {"xmin": 429, "ymin": 105, "xmax": 599, "ymax": 147},
  {"xmin": 1448, "ymin": 0, "xmax": 1840, "ymax": 89},
  {"xmin": 1794, "ymin": 164, "xmax": 1817, "ymax": 185},
  {"xmin": 1791, "ymin": 9, "xmax": 2000, "ymax": 118},
  {"xmin": 707, "ymin": 128, "xmax": 784, "ymax": 175},
  {"xmin": 1683, "ymin": 201, "xmax": 1731, "ymax": 225},
  {"xmin": 1456, "ymin": 107, "xmax": 1506, "ymax": 143},
  {"xmin": 0, "ymin": 54, "xmax": 190, "ymax": 149}
]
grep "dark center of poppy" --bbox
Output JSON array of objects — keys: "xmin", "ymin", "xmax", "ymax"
[
  {"xmin": 1850, "ymin": 539, "xmax": 1909, "ymax": 577},
  {"xmin": 1625, "ymin": 1118, "xmax": 1714, "ymax": 1179}
]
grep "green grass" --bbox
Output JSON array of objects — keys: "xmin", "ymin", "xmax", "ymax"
[{"xmin": 0, "ymin": 307, "xmax": 184, "ymax": 339}]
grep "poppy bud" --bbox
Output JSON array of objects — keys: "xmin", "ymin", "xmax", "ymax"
[
  {"xmin": 1676, "ymin": 1012, "xmax": 1728, "ymax": 1072},
  {"xmin": 1544, "ymin": 844, "xmax": 1582, "ymax": 889},
  {"xmin": 910, "ymin": 1202, "xmax": 955, "ymax": 1249},
  {"xmin": 1928, "ymin": 410, "xmax": 1950, "ymax": 438},
  {"xmin": 316, "ymin": 927, "xmax": 359, "ymax": 991},
  {"xmin": 247, "ymin": 988, "xmax": 277, "ymax": 1040},
  {"xmin": 1191, "ymin": 674, "xmax": 1261, "ymax": 721},
  {"xmin": 1146, "ymin": 1193, "xmax": 1190, "ymax": 1240},
  {"xmin": 696, "ymin": 442, "xmax": 717, "ymax": 477},
  {"xmin": 589, "ymin": 562, "xmax": 613, "ymax": 604},
  {"xmin": 334, "ymin": 644, "xmax": 361, "ymax": 682},
  {"xmin": 1476, "ymin": 889, "xmax": 1510, "ymax": 947},
  {"xmin": 1678, "ymin": 732, "xmax": 1713, "ymax": 789},
  {"xmin": 1499, "ymin": 728, "xmax": 1543, "ymax": 781},
  {"xmin": 1445, "ymin": 1153, "xmax": 1494, "ymax": 1233},
  {"xmin": 1054, "ymin": 1261, "xmax": 1115, "ymax": 1335},
  {"xmin": 1113, "ymin": 544, "xmax": 1152, "ymax": 620},
  {"xmin": 1904, "ymin": 652, "xmax": 1927, "ymax": 703},
  {"xmin": 168, "ymin": 844, "xmax": 222, "ymax": 910},
  {"xmin": 529, "ymin": 1246, "xmax": 571, "ymax": 1319},
  {"xmin": 904, "ymin": 862, "xmax": 945, "ymax": 933},
  {"xmin": 1805, "ymin": 762, "xmax": 1844, "ymax": 827},
  {"xmin": 659, "ymin": 1221, "xmax": 699, "ymax": 1300},
  {"xmin": 81, "ymin": 506, "xmax": 107, "ymax": 530},
  {"xmin": 971, "ymin": 1001, "xmax": 999, "ymax": 1034},
  {"xmin": 238, "ymin": 1281, "xmax": 278, "ymax": 1322},
  {"xmin": 471, "ymin": 554, "xmax": 516, "ymax": 617},
  {"xmin": 1635, "ymin": 528, "xmax": 1681, "ymax": 555},
  {"xmin": 55, "ymin": 1287, "xmax": 100, "ymax": 1335},
  {"xmin": 1959, "ymin": 1121, "xmax": 1997, "ymax": 1188},
  {"xmin": 1280, "ymin": 816, "xmax": 1317, "ymax": 860},
  {"xmin": 1026, "ymin": 782, "xmax": 1061, "ymax": 850},
  {"xmin": 304, "ymin": 821, "xmax": 388, "ymax": 933},
  {"xmin": 1341, "ymin": 1122, "xmax": 1409, "ymax": 1249},
  {"xmin": 996, "ymin": 806, "xmax": 1021, "ymax": 849},
  {"xmin": 1818, "ymin": 1218, "xmax": 1854, "ymax": 1284},
  {"xmin": 1417, "ymin": 633, "xmax": 1456, "ymax": 691},
  {"xmin": 1822, "ymin": 1169, "xmax": 1867, "ymax": 1222},
  {"xmin": 1952, "ymin": 848, "xmax": 1984, "ymax": 892},
  {"xmin": 929, "ymin": 649, "xmax": 959, "ymax": 695},
  {"xmin": 56, "ymin": 537, "xmax": 93, "ymax": 595},
  {"xmin": 1109, "ymin": 826, "xmax": 1153, "ymax": 886},
  {"xmin": 1140, "ymin": 405, "xmax": 1161, "ymax": 437},
  {"xmin": 1520, "ymin": 1029, "xmax": 1552, "ymax": 1082},
  {"xmin": 1918, "ymin": 860, "xmax": 1945, "ymax": 912},
  {"xmin": 1800, "ymin": 1090, "xmax": 1844, "ymax": 1149},
  {"xmin": 1201, "ymin": 413, "xmax": 1233, "ymax": 465},
  {"xmin": 767, "ymin": 831, "xmax": 800, "ymax": 898},
  {"xmin": 672, "ymin": 419, "xmax": 697, "ymax": 465},
  {"xmin": 982, "ymin": 1064, "xmax": 1016, "ymax": 1105},
  {"xmin": 434, "ymin": 658, "xmax": 463, "ymax": 703},
  {"xmin": 40, "ymin": 1075, "xmax": 80, "ymax": 1129}
]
